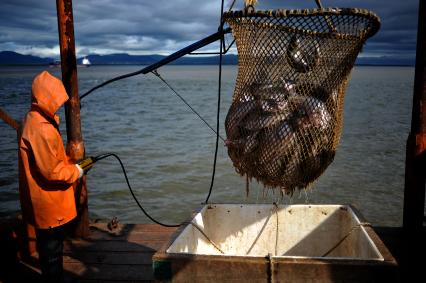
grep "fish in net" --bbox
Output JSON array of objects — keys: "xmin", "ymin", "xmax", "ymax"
[{"xmin": 223, "ymin": 7, "xmax": 380, "ymax": 195}]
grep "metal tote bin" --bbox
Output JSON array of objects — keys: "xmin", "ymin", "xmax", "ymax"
[{"xmin": 153, "ymin": 204, "xmax": 397, "ymax": 282}]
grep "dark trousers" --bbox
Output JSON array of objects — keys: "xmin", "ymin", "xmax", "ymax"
[{"xmin": 36, "ymin": 224, "xmax": 68, "ymax": 283}]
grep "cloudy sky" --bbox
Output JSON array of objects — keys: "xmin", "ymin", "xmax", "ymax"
[{"xmin": 0, "ymin": 0, "xmax": 419, "ymax": 59}]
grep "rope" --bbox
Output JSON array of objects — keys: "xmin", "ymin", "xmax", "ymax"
[
  {"xmin": 314, "ymin": 0, "xmax": 337, "ymax": 33},
  {"xmin": 245, "ymin": 203, "xmax": 279, "ymax": 256},
  {"xmin": 321, "ymin": 222, "xmax": 371, "ymax": 257},
  {"xmin": 228, "ymin": 0, "xmax": 237, "ymax": 11},
  {"xmin": 190, "ymin": 221, "xmax": 225, "ymax": 254},
  {"xmin": 315, "ymin": 0, "xmax": 323, "ymax": 9},
  {"xmin": 274, "ymin": 203, "xmax": 279, "ymax": 256},
  {"xmin": 246, "ymin": 207, "xmax": 273, "ymax": 255},
  {"xmin": 151, "ymin": 70, "xmax": 225, "ymax": 142}
]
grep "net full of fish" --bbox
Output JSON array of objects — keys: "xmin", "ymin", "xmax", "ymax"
[
  {"xmin": 225, "ymin": 80, "xmax": 338, "ymax": 194},
  {"xmin": 223, "ymin": 8, "xmax": 380, "ymax": 195}
]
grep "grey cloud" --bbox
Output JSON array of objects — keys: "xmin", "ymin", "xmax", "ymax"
[{"xmin": 0, "ymin": 0, "xmax": 419, "ymax": 59}]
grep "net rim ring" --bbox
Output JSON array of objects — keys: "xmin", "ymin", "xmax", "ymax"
[{"xmin": 223, "ymin": 7, "xmax": 381, "ymax": 39}]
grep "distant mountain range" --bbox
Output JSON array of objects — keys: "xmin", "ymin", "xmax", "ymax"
[
  {"xmin": 0, "ymin": 51, "xmax": 238, "ymax": 66},
  {"xmin": 0, "ymin": 51, "xmax": 53, "ymax": 65},
  {"xmin": 79, "ymin": 53, "xmax": 239, "ymax": 65},
  {"xmin": 0, "ymin": 51, "xmax": 414, "ymax": 66}
]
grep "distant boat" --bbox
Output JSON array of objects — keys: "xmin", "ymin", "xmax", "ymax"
[
  {"xmin": 81, "ymin": 57, "xmax": 91, "ymax": 67},
  {"xmin": 49, "ymin": 60, "xmax": 61, "ymax": 68}
]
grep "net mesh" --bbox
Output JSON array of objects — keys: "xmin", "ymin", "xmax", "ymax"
[{"xmin": 224, "ymin": 8, "xmax": 380, "ymax": 194}]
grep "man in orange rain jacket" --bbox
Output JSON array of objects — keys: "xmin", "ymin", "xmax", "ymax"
[{"xmin": 18, "ymin": 71, "xmax": 84, "ymax": 283}]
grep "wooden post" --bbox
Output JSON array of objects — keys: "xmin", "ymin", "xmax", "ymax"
[
  {"xmin": 403, "ymin": 1, "xmax": 426, "ymax": 231},
  {"xmin": 56, "ymin": 0, "xmax": 89, "ymax": 237}
]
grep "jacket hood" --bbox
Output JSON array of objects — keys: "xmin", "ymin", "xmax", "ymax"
[{"xmin": 31, "ymin": 71, "xmax": 68, "ymax": 121}]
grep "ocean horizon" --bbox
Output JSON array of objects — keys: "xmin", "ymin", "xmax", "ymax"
[{"xmin": 0, "ymin": 65, "xmax": 418, "ymax": 227}]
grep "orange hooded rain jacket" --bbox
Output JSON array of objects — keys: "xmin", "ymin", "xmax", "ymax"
[{"xmin": 19, "ymin": 71, "xmax": 80, "ymax": 229}]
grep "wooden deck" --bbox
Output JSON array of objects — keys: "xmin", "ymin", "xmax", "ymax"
[
  {"xmin": 63, "ymin": 223, "xmax": 178, "ymax": 282},
  {"xmin": 0, "ymin": 220, "xmax": 425, "ymax": 282},
  {"xmin": 0, "ymin": 221, "xmax": 177, "ymax": 282}
]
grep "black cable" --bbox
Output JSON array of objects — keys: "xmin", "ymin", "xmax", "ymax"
[
  {"xmin": 152, "ymin": 70, "xmax": 226, "ymax": 142},
  {"xmin": 80, "ymin": 70, "xmax": 143, "ymax": 100},
  {"xmin": 93, "ymin": 153, "xmax": 181, "ymax": 227},
  {"xmin": 84, "ymin": 0, "xmax": 229, "ymax": 210},
  {"xmin": 79, "ymin": 28, "xmax": 232, "ymax": 101},
  {"xmin": 204, "ymin": 0, "xmax": 225, "ymax": 204}
]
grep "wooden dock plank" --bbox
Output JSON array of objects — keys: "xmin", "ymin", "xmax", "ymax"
[
  {"xmin": 89, "ymin": 223, "xmax": 177, "ymax": 233},
  {"xmin": 64, "ymin": 262, "xmax": 154, "ymax": 281},
  {"xmin": 82, "ymin": 231, "xmax": 174, "ymax": 243},
  {"xmin": 62, "ymin": 223, "xmax": 177, "ymax": 282},
  {"xmin": 64, "ymin": 239, "xmax": 165, "ymax": 252},
  {"xmin": 77, "ymin": 281, "xmax": 152, "ymax": 283},
  {"xmin": 63, "ymin": 252, "xmax": 154, "ymax": 265},
  {"xmin": 66, "ymin": 224, "xmax": 178, "ymax": 282},
  {"xmin": 0, "ymin": 221, "xmax": 178, "ymax": 282}
]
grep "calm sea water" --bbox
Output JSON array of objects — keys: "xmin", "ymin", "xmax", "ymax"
[{"xmin": 0, "ymin": 65, "xmax": 416, "ymax": 226}]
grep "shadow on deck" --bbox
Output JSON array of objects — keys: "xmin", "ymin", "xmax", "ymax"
[
  {"xmin": 0, "ymin": 219, "xmax": 425, "ymax": 282},
  {"xmin": 0, "ymin": 220, "xmax": 177, "ymax": 283}
]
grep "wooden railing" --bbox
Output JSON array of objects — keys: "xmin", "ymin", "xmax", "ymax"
[{"xmin": 0, "ymin": 108, "xmax": 37, "ymax": 258}]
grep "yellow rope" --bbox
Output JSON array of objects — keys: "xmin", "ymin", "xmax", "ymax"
[{"xmin": 190, "ymin": 221, "xmax": 225, "ymax": 254}]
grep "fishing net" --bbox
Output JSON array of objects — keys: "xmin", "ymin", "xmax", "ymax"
[{"xmin": 223, "ymin": 7, "xmax": 380, "ymax": 194}]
